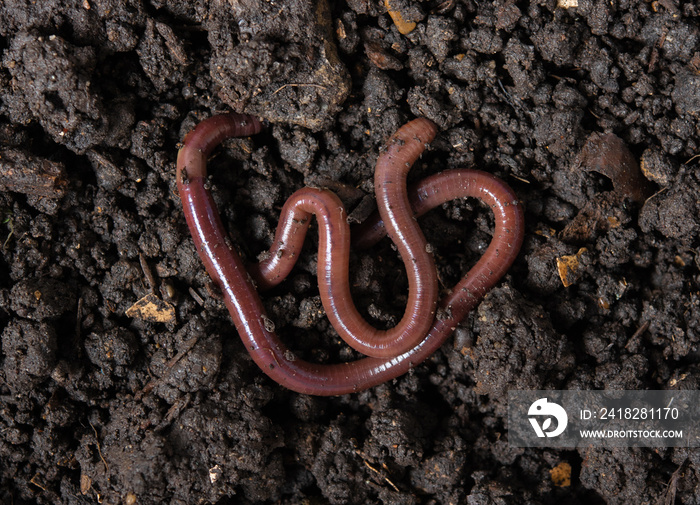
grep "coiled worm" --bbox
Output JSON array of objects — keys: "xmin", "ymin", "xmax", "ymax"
[{"xmin": 177, "ymin": 114, "xmax": 524, "ymax": 395}]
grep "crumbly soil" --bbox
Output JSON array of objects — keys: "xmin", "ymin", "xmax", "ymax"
[{"xmin": 1, "ymin": 0, "xmax": 699, "ymax": 504}]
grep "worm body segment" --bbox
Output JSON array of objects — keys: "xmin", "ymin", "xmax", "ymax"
[{"xmin": 177, "ymin": 113, "xmax": 524, "ymax": 395}]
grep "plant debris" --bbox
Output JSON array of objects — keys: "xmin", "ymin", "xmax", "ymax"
[{"xmin": 1, "ymin": 0, "xmax": 700, "ymax": 503}]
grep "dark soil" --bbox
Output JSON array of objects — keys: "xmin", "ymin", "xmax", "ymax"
[{"xmin": 1, "ymin": 0, "xmax": 699, "ymax": 503}]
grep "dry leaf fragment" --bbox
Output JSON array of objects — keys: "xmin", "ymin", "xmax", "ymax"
[
  {"xmin": 384, "ymin": 0, "xmax": 417, "ymax": 35},
  {"xmin": 80, "ymin": 474, "xmax": 92, "ymax": 495},
  {"xmin": 125, "ymin": 293, "xmax": 175, "ymax": 323},
  {"xmin": 0, "ymin": 149, "xmax": 67, "ymax": 198},
  {"xmin": 556, "ymin": 247, "xmax": 588, "ymax": 287},
  {"xmin": 579, "ymin": 132, "xmax": 654, "ymax": 204}
]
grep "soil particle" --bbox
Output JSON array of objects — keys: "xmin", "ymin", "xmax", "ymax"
[
  {"xmin": 152, "ymin": 334, "xmax": 222, "ymax": 397},
  {"xmin": 471, "ymin": 285, "xmax": 574, "ymax": 399},
  {"xmin": 424, "ymin": 16, "xmax": 457, "ymax": 62},
  {"xmin": 672, "ymin": 69, "xmax": 700, "ymax": 117},
  {"xmin": 410, "ymin": 443, "xmax": 466, "ymax": 500},
  {"xmin": 2, "ymin": 0, "xmax": 700, "ymax": 503},
  {"xmin": 136, "ymin": 19, "xmax": 190, "ymax": 94},
  {"xmin": 2, "ymin": 31, "xmax": 135, "ymax": 154},
  {"xmin": 84, "ymin": 328, "xmax": 138, "ymax": 374},
  {"xmin": 0, "ymin": 149, "xmax": 67, "ymax": 200},
  {"xmin": 578, "ymin": 448, "xmax": 666, "ymax": 505},
  {"xmin": 1, "ymin": 319, "xmax": 57, "ymax": 392},
  {"xmin": 207, "ymin": 0, "xmax": 351, "ymax": 131},
  {"xmin": 0, "ymin": 0, "xmax": 146, "ymax": 52},
  {"xmin": 640, "ymin": 146, "xmax": 676, "ymax": 186},
  {"xmin": 642, "ymin": 291, "xmax": 700, "ymax": 362},
  {"xmin": 9, "ymin": 277, "xmax": 76, "ymax": 321},
  {"xmin": 365, "ymin": 407, "xmax": 433, "ymax": 466},
  {"xmin": 639, "ymin": 170, "xmax": 700, "ymax": 244},
  {"xmin": 531, "ymin": 18, "xmax": 580, "ymax": 66},
  {"xmin": 273, "ymin": 127, "xmax": 320, "ymax": 175},
  {"xmin": 526, "ymin": 239, "xmax": 580, "ymax": 295}
]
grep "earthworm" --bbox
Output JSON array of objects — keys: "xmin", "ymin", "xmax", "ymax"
[
  {"xmin": 177, "ymin": 113, "xmax": 524, "ymax": 395},
  {"xmin": 247, "ymin": 118, "xmax": 439, "ymax": 358}
]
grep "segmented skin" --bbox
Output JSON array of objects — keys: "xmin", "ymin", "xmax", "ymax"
[{"xmin": 177, "ymin": 114, "xmax": 525, "ymax": 395}]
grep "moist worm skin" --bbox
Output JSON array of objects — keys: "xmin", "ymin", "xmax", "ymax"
[
  {"xmin": 176, "ymin": 113, "xmax": 525, "ymax": 396},
  {"xmin": 247, "ymin": 119, "xmax": 439, "ymax": 358}
]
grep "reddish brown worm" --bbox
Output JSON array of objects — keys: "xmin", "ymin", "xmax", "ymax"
[{"xmin": 177, "ymin": 113, "xmax": 524, "ymax": 395}]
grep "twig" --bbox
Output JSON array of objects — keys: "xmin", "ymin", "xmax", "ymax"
[
  {"xmin": 363, "ymin": 460, "xmax": 400, "ymax": 493},
  {"xmin": 89, "ymin": 422, "xmax": 109, "ymax": 474},
  {"xmin": 273, "ymin": 83, "xmax": 328, "ymax": 95},
  {"xmin": 625, "ymin": 320, "xmax": 650, "ymax": 352},
  {"xmin": 139, "ymin": 253, "xmax": 157, "ymax": 293},
  {"xmin": 135, "ymin": 335, "xmax": 200, "ymax": 400}
]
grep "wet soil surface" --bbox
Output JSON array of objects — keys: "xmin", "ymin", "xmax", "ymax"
[{"xmin": 1, "ymin": 0, "xmax": 700, "ymax": 503}]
